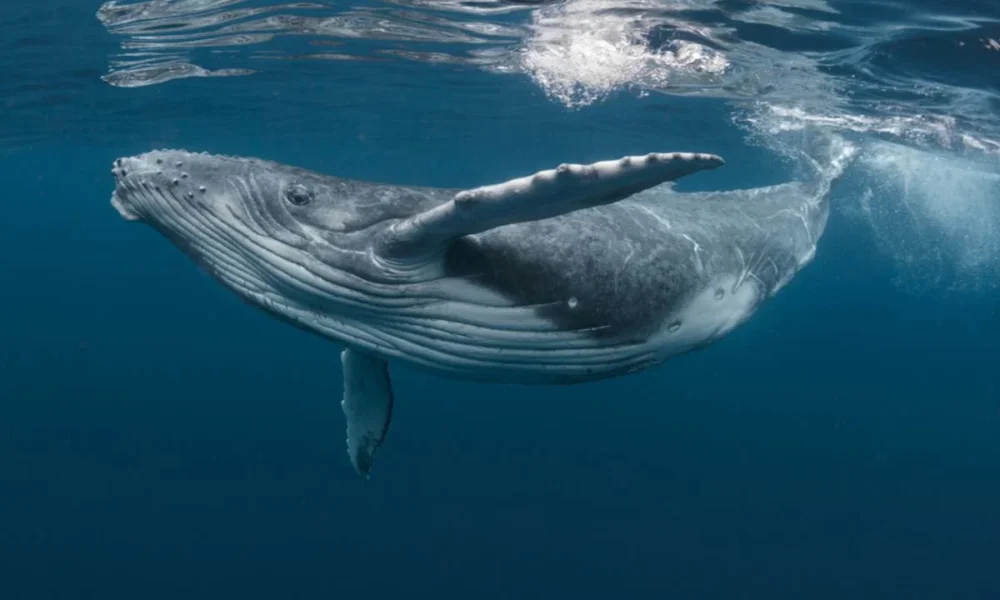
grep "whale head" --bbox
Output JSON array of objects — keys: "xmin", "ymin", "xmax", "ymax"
[
  {"xmin": 109, "ymin": 149, "xmax": 358, "ymax": 233},
  {"xmin": 109, "ymin": 149, "xmax": 399, "ymax": 326}
]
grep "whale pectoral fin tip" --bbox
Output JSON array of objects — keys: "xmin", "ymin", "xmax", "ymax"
[{"xmin": 340, "ymin": 348, "xmax": 394, "ymax": 479}]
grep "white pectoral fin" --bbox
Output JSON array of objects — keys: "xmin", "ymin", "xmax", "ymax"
[
  {"xmin": 377, "ymin": 151, "xmax": 724, "ymax": 259},
  {"xmin": 340, "ymin": 348, "xmax": 394, "ymax": 479}
]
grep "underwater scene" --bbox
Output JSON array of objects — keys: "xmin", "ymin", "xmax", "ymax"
[{"xmin": 1, "ymin": 0, "xmax": 999, "ymax": 597}]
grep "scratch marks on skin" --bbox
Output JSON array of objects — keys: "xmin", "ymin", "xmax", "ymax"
[
  {"xmin": 614, "ymin": 245, "xmax": 636, "ymax": 298},
  {"xmin": 733, "ymin": 233, "xmax": 776, "ymax": 294},
  {"xmin": 768, "ymin": 207, "xmax": 813, "ymax": 244},
  {"xmin": 734, "ymin": 246, "xmax": 748, "ymax": 290},
  {"xmin": 732, "ymin": 244, "xmax": 758, "ymax": 292},
  {"xmin": 747, "ymin": 239, "xmax": 770, "ymax": 286},
  {"xmin": 735, "ymin": 205, "xmax": 765, "ymax": 232},
  {"xmin": 680, "ymin": 233, "xmax": 704, "ymax": 274},
  {"xmin": 763, "ymin": 258, "xmax": 779, "ymax": 282},
  {"xmin": 680, "ymin": 233, "xmax": 701, "ymax": 253},
  {"xmin": 631, "ymin": 203, "xmax": 672, "ymax": 230}
]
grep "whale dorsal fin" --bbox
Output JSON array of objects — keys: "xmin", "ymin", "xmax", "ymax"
[{"xmin": 375, "ymin": 152, "xmax": 724, "ymax": 262}]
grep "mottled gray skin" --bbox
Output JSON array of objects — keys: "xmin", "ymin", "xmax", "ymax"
[
  {"xmin": 449, "ymin": 180, "xmax": 827, "ymax": 340},
  {"xmin": 110, "ymin": 150, "xmax": 839, "ymax": 384}
]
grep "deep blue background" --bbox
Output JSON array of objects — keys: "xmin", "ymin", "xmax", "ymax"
[{"xmin": 1, "ymin": 0, "xmax": 999, "ymax": 598}]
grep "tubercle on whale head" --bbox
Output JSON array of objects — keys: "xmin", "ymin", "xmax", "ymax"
[
  {"xmin": 109, "ymin": 150, "xmax": 232, "ymax": 226},
  {"xmin": 108, "ymin": 148, "xmax": 319, "ymax": 292},
  {"xmin": 108, "ymin": 149, "xmax": 335, "ymax": 246},
  {"xmin": 106, "ymin": 149, "xmax": 406, "ymax": 333},
  {"xmin": 109, "ymin": 149, "xmax": 377, "ymax": 238}
]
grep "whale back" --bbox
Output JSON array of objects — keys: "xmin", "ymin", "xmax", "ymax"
[{"xmin": 443, "ymin": 180, "xmax": 827, "ymax": 342}]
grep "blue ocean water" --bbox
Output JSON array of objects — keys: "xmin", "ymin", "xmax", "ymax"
[{"xmin": 1, "ymin": 0, "xmax": 999, "ymax": 597}]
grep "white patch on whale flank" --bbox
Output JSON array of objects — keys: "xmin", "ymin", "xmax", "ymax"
[{"xmin": 650, "ymin": 274, "xmax": 762, "ymax": 358}]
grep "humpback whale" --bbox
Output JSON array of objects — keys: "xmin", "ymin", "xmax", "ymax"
[{"xmin": 110, "ymin": 145, "xmax": 848, "ymax": 477}]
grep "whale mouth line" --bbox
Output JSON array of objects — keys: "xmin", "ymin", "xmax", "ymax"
[{"xmin": 111, "ymin": 188, "xmax": 142, "ymax": 221}]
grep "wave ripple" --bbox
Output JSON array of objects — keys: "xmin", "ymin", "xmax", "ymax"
[{"xmin": 97, "ymin": 0, "xmax": 534, "ymax": 87}]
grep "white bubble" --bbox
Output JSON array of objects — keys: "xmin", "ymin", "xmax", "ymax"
[{"xmin": 850, "ymin": 142, "xmax": 1000, "ymax": 293}]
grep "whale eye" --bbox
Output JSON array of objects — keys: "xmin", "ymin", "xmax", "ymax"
[{"xmin": 283, "ymin": 184, "xmax": 312, "ymax": 206}]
